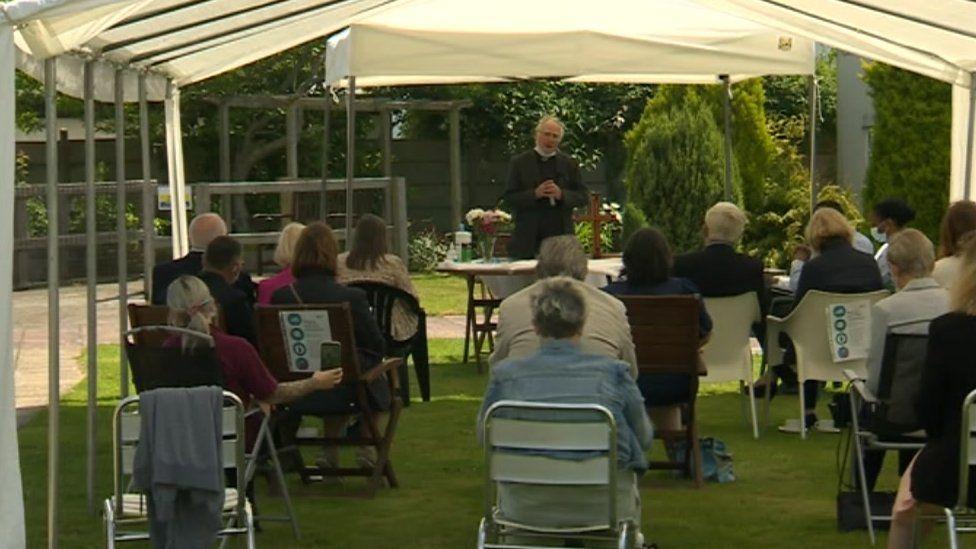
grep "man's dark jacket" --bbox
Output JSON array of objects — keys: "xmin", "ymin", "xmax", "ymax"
[
  {"xmin": 672, "ymin": 243, "xmax": 769, "ymax": 317},
  {"xmin": 197, "ymin": 270, "xmax": 257, "ymax": 347},
  {"xmin": 502, "ymin": 150, "xmax": 587, "ymax": 259},
  {"xmin": 151, "ymin": 251, "xmax": 256, "ymax": 305}
]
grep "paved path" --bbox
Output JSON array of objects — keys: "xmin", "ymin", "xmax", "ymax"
[{"xmin": 12, "ymin": 279, "xmax": 467, "ymax": 425}]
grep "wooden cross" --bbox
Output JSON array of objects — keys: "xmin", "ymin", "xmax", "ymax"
[{"xmin": 573, "ymin": 191, "xmax": 616, "ymax": 258}]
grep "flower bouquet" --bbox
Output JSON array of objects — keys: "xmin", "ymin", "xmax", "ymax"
[{"xmin": 465, "ymin": 208, "xmax": 512, "ymax": 261}]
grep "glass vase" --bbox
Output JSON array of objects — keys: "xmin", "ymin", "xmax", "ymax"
[{"xmin": 478, "ymin": 235, "xmax": 497, "ymax": 262}]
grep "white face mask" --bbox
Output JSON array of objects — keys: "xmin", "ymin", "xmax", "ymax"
[{"xmin": 870, "ymin": 226, "xmax": 887, "ymax": 243}]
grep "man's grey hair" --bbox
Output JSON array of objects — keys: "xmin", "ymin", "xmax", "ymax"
[
  {"xmin": 887, "ymin": 228, "xmax": 935, "ymax": 278},
  {"xmin": 188, "ymin": 213, "xmax": 228, "ymax": 250},
  {"xmin": 534, "ymin": 115, "xmax": 565, "ymax": 136},
  {"xmin": 536, "ymin": 235, "xmax": 588, "ymax": 281},
  {"xmin": 531, "ymin": 277, "xmax": 587, "ymax": 339},
  {"xmin": 704, "ymin": 201, "xmax": 747, "ymax": 243}
]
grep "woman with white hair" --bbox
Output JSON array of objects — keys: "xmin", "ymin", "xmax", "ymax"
[
  {"xmin": 167, "ymin": 274, "xmax": 342, "ymax": 413},
  {"xmin": 256, "ymin": 222, "xmax": 305, "ymax": 305},
  {"xmin": 857, "ymin": 229, "xmax": 948, "ymax": 493},
  {"xmin": 479, "ymin": 277, "xmax": 652, "ymax": 536}
]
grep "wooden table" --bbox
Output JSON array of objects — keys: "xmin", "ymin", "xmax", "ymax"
[{"xmin": 436, "ymin": 258, "xmax": 624, "ymax": 369}]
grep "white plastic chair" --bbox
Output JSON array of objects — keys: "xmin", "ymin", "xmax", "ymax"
[
  {"xmin": 702, "ymin": 293, "xmax": 762, "ymax": 439},
  {"xmin": 477, "ymin": 400, "xmax": 641, "ymax": 549},
  {"xmin": 103, "ymin": 390, "xmax": 256, "ymax": 548},
  {"xmin": 765, "ymin": 289, "xmax": 889, "ymax": 439}
]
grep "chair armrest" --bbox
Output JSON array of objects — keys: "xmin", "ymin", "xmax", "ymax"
[
  {"xmin": 844, "ymin": 369, "xmax": 878, "ymax": 404},
  {"xmin": 364, "ymin": 357, "xmax": 403, "ymax": 383}
]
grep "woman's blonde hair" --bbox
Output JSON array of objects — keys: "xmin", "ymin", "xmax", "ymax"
[
  {"xmin": 273, "ymin": 222, "xmax": 306, "ymax": 267},
  {"xmin": 166, "ymin": 275, "xmax": 217, "ymax": 349},
  {"xmin": 805, "ymin": 207, "xmax": 854, "ymax": 252},
  {"xmin": 950, "ymin": 236, "xmax": 976, "ymax": 315}
]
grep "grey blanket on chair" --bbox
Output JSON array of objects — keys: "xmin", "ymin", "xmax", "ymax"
[{"xmin": 131, "ymin": 386, "xmax": 226, "ymax": 549}]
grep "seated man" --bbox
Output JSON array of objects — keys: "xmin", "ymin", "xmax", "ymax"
[
  {"xmin": 857, "ymin": 229, "xmax": 949, "ymax": 492},
  {"xmin": 673, "ymin": 201, "xmax": 767, "ymax": 318},
  {"xmin": 489, "ymin": 235, "xmax": 637, "ymax": 377},
  {"xmin": 478, "ymin": 277, "xmax": 653, "ymax": 532},
  {"xmin": 152, "ymin": 212, "xmax": 256, "ymax": 305},
  {"xmin": 198, "ymin": 236, "xmax": 257, "ymax": 346}
]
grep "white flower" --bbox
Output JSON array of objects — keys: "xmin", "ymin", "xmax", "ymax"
[
  {"xmin": 612, "ymin": 212, "xmax": 622, "ymax": 223},
  {"xmin": 465, "ymin": 208, "xmax": 485, "ymax": 225},
  {"xmin": 610, "ymin": 202, "xmax": 621, "ymax": 210}
]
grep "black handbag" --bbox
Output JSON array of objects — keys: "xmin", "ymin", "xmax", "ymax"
[
  {"xmin": 828, "ymin": 392, "xmax": 853, "ymax": 429},
  {"xmin": 836, "ymin": 491, "xmax": 896, "ymax": 531}
]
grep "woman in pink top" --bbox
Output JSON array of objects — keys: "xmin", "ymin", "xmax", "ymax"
[{"xmin": 257, "ymin": 222, "xmax": 305, "ymax": 304}]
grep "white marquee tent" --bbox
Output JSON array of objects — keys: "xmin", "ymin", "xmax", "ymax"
[
  {"xmin": 324, "ymin": 0, "xmax": 814, "ymax": 88},
  {"xmin": 4, "ymin": 1, "xmax": 976, "ymax": 547}
]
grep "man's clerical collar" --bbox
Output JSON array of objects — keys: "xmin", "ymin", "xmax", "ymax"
[{"xmin": 534, "ymin": 146, "xmax": 557, "ymax": 160}]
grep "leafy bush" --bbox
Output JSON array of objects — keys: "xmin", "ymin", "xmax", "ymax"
[
  {"xmin": 624, "ymin": 89, "xmax": 728, "ymax": 252},
  {"xmin": 862, "ymin": 63, "xmax": 951, "ymax": 241},
  {"xmin": 407, "ymin": 227, "xmax": 448, "ymax": 273},
  {"xmin": 620, "ymin": 202, "xmax": 647, "ymax": 246}
]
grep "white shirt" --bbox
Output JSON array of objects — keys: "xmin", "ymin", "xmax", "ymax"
[
  {"xmin": 874, "ymin": 242, "xmax": 891, "ymax": 288},
  {"xmin": 933, "ymin": 255, "xmax": 963, "ymax": 290}
]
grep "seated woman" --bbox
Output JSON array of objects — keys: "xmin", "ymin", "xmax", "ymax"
[
  {"xmin": 337, "ymin": 213, "xmax": 419, "ymax": 340},
  {"xmin": 165, "ymin": 274, "xmax": 343, "ymax": 420},
  {"xmin": 772, "ymin": 208, "xmax": 884, "ymax": 433},
  {"xmin": 602, "ymin": 227, "xmax": 712, "ymax": 429},
  {"xmin": 256, "ymin": 222, "xmax": 305, "ymax": 305},
  {"xmin": 858, "ymin": 229, "xmax": 948, "ymax": 492},
  {"xmin": 933, "ymin": 200, "xmax": 976, "ymax": 290},
  {"xmin": 887, "ymin": 237, "xmax": 976, "ymax": 549},
  {"xmin": 270, "ymin": 221, "xmax": 389, "ymax": 469},
  {"xmin": 478, "ymin": 277, "xmax": 653, "ymax": 533}
]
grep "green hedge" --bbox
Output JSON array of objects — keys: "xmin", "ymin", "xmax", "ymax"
[{"xmin": 862, "ymin": 64, "xmax": 951, "ymax": 241}]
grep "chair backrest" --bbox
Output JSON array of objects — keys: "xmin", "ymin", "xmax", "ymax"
[
  {"xmin": 254, "ymin": 303, "xmax": 360, "ymax": 383},
  {"xmin": 784, "ymin": 290, "xmax": 889, "ymax": 382},
  {"xmin": 483, "ymin": 400, "xmax": 617, "ymax": 531},
  {"xmin": 128, "ymin": 303, "xmax": 226, "ymax": 347},
  {"xmin": 701, "ymin": 293, "xmax": 760, "ymax": 383},
  {"xmin": 345, "ymin": 281, "xmax": 421, "ymax": 347},
  {"xmin": 618, "ymin": 295, "xmax": 700, "ymax": 376},
  {"xmin": 875, "ymin": 325, "xmax": 930, "ymax": 434},
  {"xmin": 957, "ymin": 389, "xmax": 976, "ymax": 509},
  {"xmin": 112, "ymin": 390, "xmax": 246, "ymax": 519},
  {"xmin": 124, "ymin": 327, "xmax": 223, "ymax": 393}
]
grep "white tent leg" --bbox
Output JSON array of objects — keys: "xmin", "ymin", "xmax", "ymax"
[
  {"xmin": 114, "ymin": 70, "xmax": 129, "ymax": 399},
  {"xmin": 722, "ymin": 76, "xmax": 733, "ymax": 201},
  {"xmin": 808, "ymin": 75, "xmax": 818, "ymax": 212},
  {"xmin": 45, "ymin": 55, "xmax": 62, "ymax": 549},
  {"xmin": 164, "ymin": 82, "xmax": 189, "ymax": 258},
  {"xmin": 345, "ymin": 76, "xmax": 356, "ymax": 249},
  {"xmin": 0, "ymin": 23, "xmax": 27, "ymax": 549},
  {"xmin": 964, "ymin": 76, "xmax": 976, "ymax": 201},
  {"xmin": 83, "ymin": 59, "xmax": 98, "ymax": 514}
]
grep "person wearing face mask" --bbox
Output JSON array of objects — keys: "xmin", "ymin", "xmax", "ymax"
[
  {"xmin": 198, "ymin": 235, "xmax": 257, "ymax": 346},
  {"xmin": 870, "ymin": 198, "xmax": 916, "ymax": 289},
  {"xmin": 502, "ymin": 115, "xmax": 589, "ymax": 259}
]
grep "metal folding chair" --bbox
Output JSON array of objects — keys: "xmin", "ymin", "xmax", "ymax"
[{"xmin": 477, "ymin": 400, "xmax": 641, "ymax": 549}]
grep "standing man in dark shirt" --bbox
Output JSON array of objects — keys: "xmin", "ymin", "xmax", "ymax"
[
  {"xmin": 503, "ymin": 116, "xmax": 588, "ymax": 259},
  {"xmin": 198, "ymin": 236, "xmax": 257, "ymax": 346}
]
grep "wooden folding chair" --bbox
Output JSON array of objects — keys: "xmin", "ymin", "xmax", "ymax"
[
  {"xmin": 254, "ymin": 303, "xmax": 403, "ymax": 495},
  {"xmin": 618, "ymin": 295, "xmax": 704, "ymax": 487}
]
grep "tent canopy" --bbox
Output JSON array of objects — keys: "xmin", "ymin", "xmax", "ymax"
[{"xmin": 325, "ymin": 0, "xmax": 816, "ymax": 88}]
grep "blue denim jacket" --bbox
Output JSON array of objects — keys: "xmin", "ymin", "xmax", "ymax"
[{"xmin": 478, "ymin": 339, "xmax": 654, "ymax": 472}]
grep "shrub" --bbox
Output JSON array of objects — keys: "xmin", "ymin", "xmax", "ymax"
[
  {"xmin": 624, "ymin": 89, "xmax": 728, "ymax": 252},
  {"xmin": 862, "ymin": 63, "xmax": 951, "ymax": 241},
  {"xmin": 620, "ymin": 202, "xmax": 647, "ymax": 246},
  {"xmin": 407, "ymin": 227, "xmax": 448, "ymax": 273}
]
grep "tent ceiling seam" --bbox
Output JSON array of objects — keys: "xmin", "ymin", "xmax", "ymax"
[{"xmin": 839, "ymin": 0, "xmax": 976, "ymax": 41}]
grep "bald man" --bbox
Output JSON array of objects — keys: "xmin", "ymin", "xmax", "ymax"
[
  {"xmin": 150, "ymin": 213, "xmax": 257, "ymax": 304},
  {"xmin": 502, "ymin": 116, "xmax": 588, "ymax": 259}
]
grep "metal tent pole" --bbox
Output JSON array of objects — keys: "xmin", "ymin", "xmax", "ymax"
[
  {"xmin": 320, "ymin": 86, "xmax": 331, "ymax": 219},
  {"xmin": 808, "ymin": 75, "xmax": 818, "ymax": 212},
  {"xmin": 115, "ymin": 70, "xmax": 129, "ymax": 398},
  {"xmin": 449, "ymin": 107, "xmax": 462, "ymax": 229},
  {"xmin": 139, "ymin": 74, "xmax": 154, "ymax": 301},
  {"xmin": 964, "ymin": 73, "xmax": 976, "ymax": 201},
  {"xmin": 721, "ymin": 76, "xmax": 733, "ymax": 201},
  {"xmin": 83, "ymin": 60, "xmax": 98, "ymax": 515},
  {"xmin": 345, "ymin": 77, "xmax": 356, "ymax": 249},
  {"xmin": 44, "ymin": 56, "xmax": 61, "ymax": 549}
]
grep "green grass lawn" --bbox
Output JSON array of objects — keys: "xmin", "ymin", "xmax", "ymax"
[
  {"xmin": 411, "ymin": 273, "xmax": 468, "ymax": 316},
  {"xmin": 19, "ymin": 340, "xmax": 941, "ymax": 548}
]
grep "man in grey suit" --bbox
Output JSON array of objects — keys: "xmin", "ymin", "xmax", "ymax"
[
  {"xmin": 502, "ymin": 116, "xmax": 588, "ymax": 259},
  {"xmin": 489, "ymin": 236, "xmax": 637, "ymax": 377}
]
